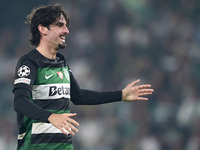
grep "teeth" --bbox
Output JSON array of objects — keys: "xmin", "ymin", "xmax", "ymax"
[{"xmin": 60, "ymin": 36, "xmax": 65, "ymax": 42}]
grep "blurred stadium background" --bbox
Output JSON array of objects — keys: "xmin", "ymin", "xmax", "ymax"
[{"xmin": 1, "ymin": 0, "xmax": 200, "ymax": 149}]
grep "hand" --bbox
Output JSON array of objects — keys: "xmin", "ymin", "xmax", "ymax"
[
  {"xmin": 122, "ymin": 79, "xmax": 154, "ymax": 101},
  {"xmin": 48, "ymin": 113, "xmax": 79, "ymax": 136}
]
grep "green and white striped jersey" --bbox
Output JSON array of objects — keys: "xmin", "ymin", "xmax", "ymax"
[{"xmin": 14, "ymin": 49, "xmax": 73, "ymax": 150}]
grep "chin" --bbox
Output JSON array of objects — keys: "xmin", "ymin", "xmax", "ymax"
[{"xmin": 56, "ymin": 43, "xmax": 67, "ymax": 50}]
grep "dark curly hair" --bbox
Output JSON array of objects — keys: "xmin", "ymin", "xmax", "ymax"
[{"xmin": 26, "ymin": 4, "xmax": 69, "ymax": 47}]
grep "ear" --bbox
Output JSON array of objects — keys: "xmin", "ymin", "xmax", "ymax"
[{"xmin": 38, "ymin": 24, "xmax": 48, "ymax": 36}]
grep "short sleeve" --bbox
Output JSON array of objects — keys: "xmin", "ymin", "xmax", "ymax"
[{"xmin": 13, "ymin": 57, "xmax": 37, "ymax": 92}]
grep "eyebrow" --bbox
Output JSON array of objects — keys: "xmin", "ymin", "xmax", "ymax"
[
  {"xmin": 55, "ymin": 22, "xmax": 64, "ymax": 26},
  {"xmin": 54, "ymin": 21, "xmax": 68, "ymax": 28}
]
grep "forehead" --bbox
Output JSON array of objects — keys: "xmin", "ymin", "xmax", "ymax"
[
  {"xmin": 52, "ymin": 14, "xmax": 67, "ymax": 25},
  {"xmin": 59, "ymin": 14, "xmax": 66, "ymax": 23}
]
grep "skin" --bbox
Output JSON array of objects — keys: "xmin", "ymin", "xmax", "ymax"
[
  {"xmin": 36, "ymin": 14, "xmax": 154, "ymax": 136},
  {"xmin": 37, "ymin": 14, "xmax": 69, "ymax": 59}
]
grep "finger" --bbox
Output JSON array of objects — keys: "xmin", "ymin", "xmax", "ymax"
[
  {"xmin": 139, "ymin": 92, "xmax": 153, "ymax": 96},
  {"xmin": 139, "ymin": 89, "xmax": 154, "ymax": 93},
  {"xmin": 62, "ymin": 118, "xmax": 79, "ymax": 133},
  {"xmin": 138, "ymin": 84, "xmax": 152, "ymax": 89},
  {"xmin": 65, "ymin": 113, "xmax": 77, "ymax": 117},
  {"xmin": 66, "ymin": 122, "xmax": 79, "ymax": 133},
  {"xmin": 137, "ymin": 97, "xmax": 148, "ymax": 101},
  {"xmin": 67, "ymin": 117, "xmax": 79, "ymax": 126},
  {"xmin": 131, "ymin": 79, "xmax": 140, "ymax": 86},
  {"xmin": 59, "ymin": 127, "xmax": 69, "ymax": 136},
  {"xmin": 62, "ymin": 125, "xmax": 75, "ymax": 135}
]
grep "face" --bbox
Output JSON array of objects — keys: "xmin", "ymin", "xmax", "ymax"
[{"xmin": 46, "ymin": 14, "xmax": 69, "ymax": 50}]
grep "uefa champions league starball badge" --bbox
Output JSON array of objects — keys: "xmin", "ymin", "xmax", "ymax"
[{"xmin": 18, "ymin": 65, "xmax": 30, "ymax": 77}]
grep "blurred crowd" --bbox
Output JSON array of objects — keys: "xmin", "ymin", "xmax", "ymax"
[{"xmin": 1, "ymin": 0, "xmax": 200, "ymax": 149}]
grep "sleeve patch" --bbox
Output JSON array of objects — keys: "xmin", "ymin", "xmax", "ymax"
[
  {"xmin": 18, "ymin": 65, "xmax": 30, "ymax": 77},
  {"xmin": 14, "ymin": 78, "xmax": 31, "ymax": 85}
]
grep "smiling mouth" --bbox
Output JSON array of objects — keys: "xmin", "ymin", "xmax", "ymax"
[
  {"xmin": 60, "ymin": 35, "xmax": 65, "ymax": 43},
  {"xmin": 59, "ymin": 34, "xmax": 67, "ymax": 43}
]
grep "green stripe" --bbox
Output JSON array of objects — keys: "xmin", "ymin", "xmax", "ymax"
[
  {"xmin": 22, "ymin": 109, "xmax": 71, "ymax": 150},
  {"xmin": 21, "ymin": 66, "xmax": 71, "ymax": 149},
  {"xmin": 35, "ymin": 66, "xmax": 70, "ymax": 85}
]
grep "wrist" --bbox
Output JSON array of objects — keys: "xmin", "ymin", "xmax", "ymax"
[
  {"xmin": 47, "ymin": 113, "xmax": 54, "ymax": 123},
  {"xmin": 122, "ymin": 90, "xmax": 125, "ymax": 101}
]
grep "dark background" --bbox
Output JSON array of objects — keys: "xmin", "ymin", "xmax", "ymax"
[{"xmin": 1, "ymin": 0, "xmax": 200, "ymax": 149}]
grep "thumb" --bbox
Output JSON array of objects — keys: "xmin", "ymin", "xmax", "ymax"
[
  {"xmin": 65, "ymin": 113, "xmax": 77, "ymax": 117},
  {"xmin": 131, "ymin": 79, "xmax": 140, "ymax": 86}
]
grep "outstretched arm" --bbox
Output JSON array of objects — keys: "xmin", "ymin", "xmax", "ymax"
[
  {"xmin": 122, "ymin": 79, "xmax": 154, "ymax": 101},
  {"xmin": 70, "ymin": 71, "xmax": 153, "ymax": 104}
]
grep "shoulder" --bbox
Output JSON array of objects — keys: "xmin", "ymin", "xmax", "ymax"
[
  {"xmin": 18, "ymin": 49, "xmax": 37, "ymax": 62},
  {"xmin": 16, "ymin": 49, "xmax": 39, "ymax": 70}
]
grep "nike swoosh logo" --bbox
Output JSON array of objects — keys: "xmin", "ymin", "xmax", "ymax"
[{"xmin": 45, "ymin": 74, "xmax": 54, "ymax": 79}]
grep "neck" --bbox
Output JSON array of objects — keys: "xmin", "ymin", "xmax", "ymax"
[{"xmin": 36, "ymin": 44, "xmax": 57, "ymax": 60}]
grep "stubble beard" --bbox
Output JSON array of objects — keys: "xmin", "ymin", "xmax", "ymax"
[
  {"xmin": 56, "ymin": 43, "xmax": 67, "ymax": 50},
  {"xmin": 56, "ymin": 33, "xmax": 67, "ymax": 50}
]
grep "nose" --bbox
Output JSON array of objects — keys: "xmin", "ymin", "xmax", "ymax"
[{"xmin": 64, "ymin": 26, "xmax": 69, "ymax": 34}]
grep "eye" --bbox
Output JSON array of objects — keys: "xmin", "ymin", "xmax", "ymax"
[{"xmin": 56, "ymin": 22, "xmax": 64, "ymax": 27}]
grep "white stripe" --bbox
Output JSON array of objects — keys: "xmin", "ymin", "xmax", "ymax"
[
  {"xmin": 32, "ymin": 83, "xmax": 70, "ymax": 100},
  {"xmin": 32, "ymin": 123, "xmax": 70, "ymax": 134},
  {"xmin": 18, "ymin": 132, "xmax": 26, "ymax": 140}
]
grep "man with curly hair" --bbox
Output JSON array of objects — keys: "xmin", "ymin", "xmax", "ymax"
[{"xmin": 13, "ymin": 4, "xmax": 154, "ymax": 150}]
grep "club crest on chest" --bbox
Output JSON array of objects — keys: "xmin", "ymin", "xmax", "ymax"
[{"xmin": 57, "ymin": 71, "xmax": 63, "ymax": 79}]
